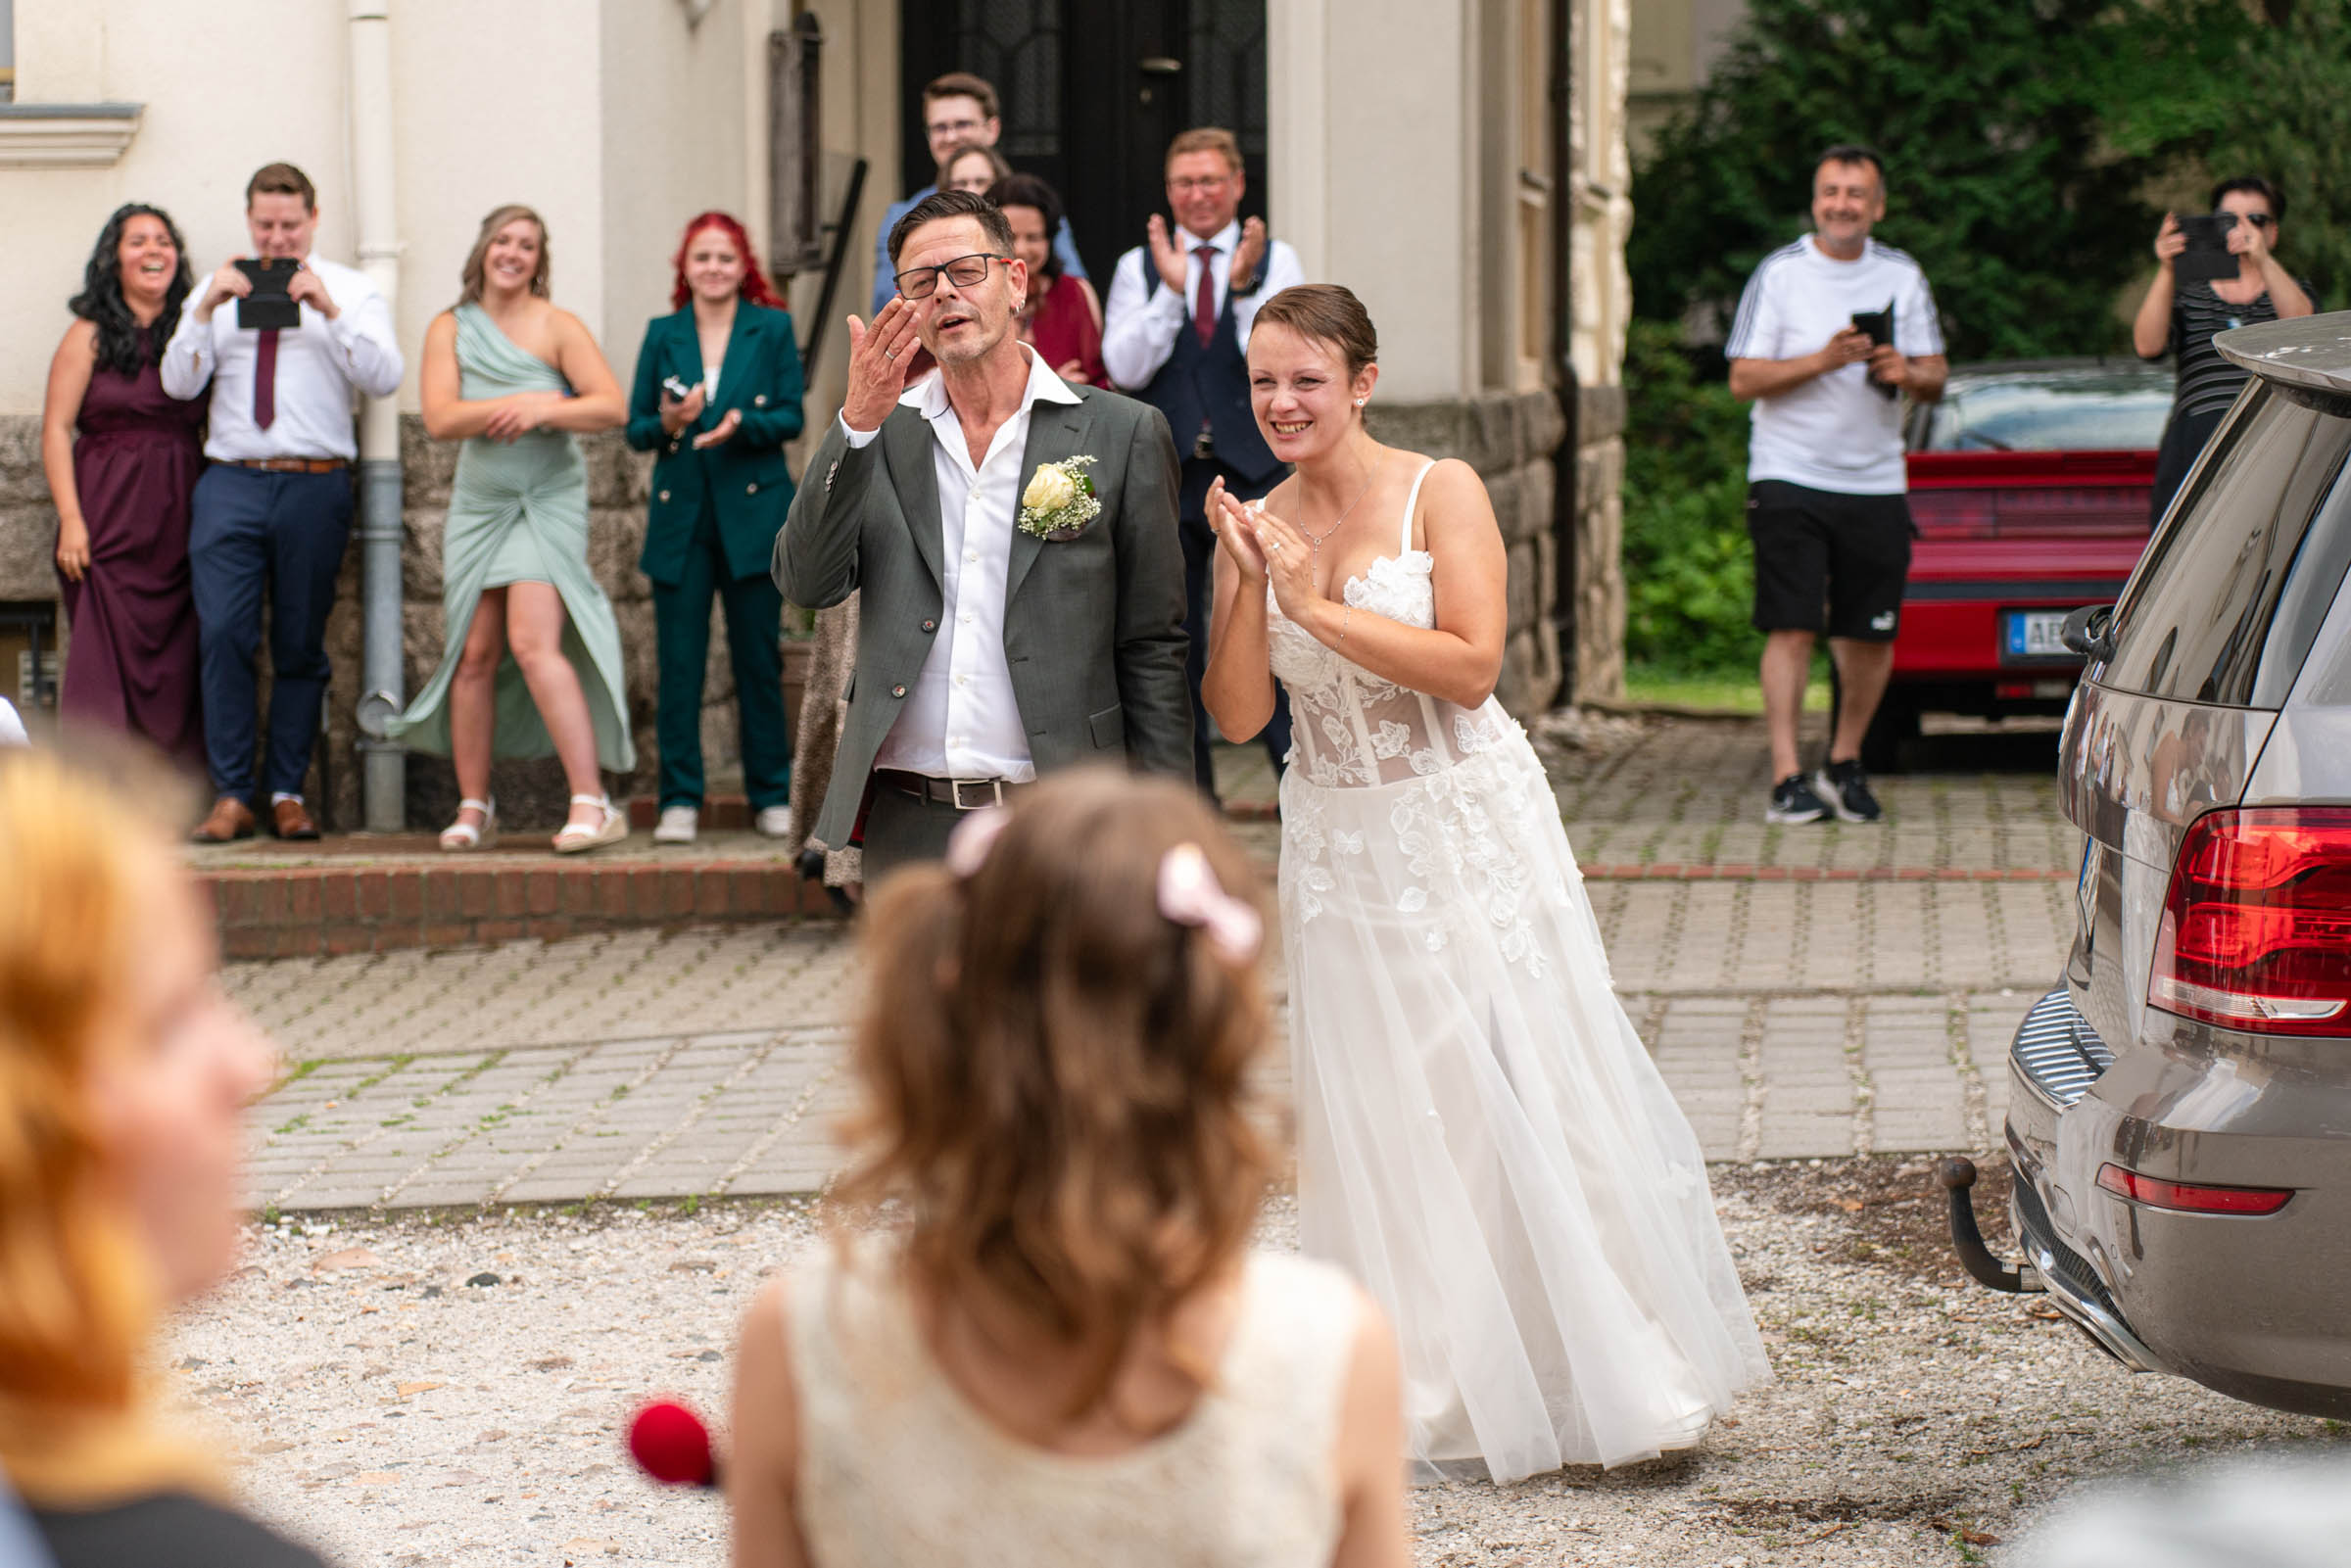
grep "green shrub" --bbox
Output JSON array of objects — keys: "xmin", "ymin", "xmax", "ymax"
[{"xmin": 1621, "ymin": 320, "xmax": 1758, "ymax": 675}]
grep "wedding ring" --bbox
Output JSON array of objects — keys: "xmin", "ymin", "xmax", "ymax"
[{"xmin": 885, "ymin": 349, "xmax": 898, "ymax": 360}]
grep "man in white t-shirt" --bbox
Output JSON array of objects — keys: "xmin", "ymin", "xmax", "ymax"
[{"xmin": 1726, "ymin": 144, "xmax": 1946, "ymax": 826}]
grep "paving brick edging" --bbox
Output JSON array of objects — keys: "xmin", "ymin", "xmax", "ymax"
[
  {"xmin": 199, "ymin": 860, "xmax": 841, "ymax": 960},
  {"xmin": 1579, "ymin": 864, "xmax": 2070, "ymax": 881}
]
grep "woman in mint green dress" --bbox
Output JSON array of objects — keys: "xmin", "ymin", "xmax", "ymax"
[{"xmin": 389, "ymin": 204, "xmax": 635, "ymax": 853}]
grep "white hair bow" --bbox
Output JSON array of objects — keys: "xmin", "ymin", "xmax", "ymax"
[{"xmin": 1157, "ymin": 843, "xmax": 1262, "ymax": 964}]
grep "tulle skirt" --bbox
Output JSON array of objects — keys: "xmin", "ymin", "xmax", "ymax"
[{"xmin": 1280, "ymin": 730, "xmax": 1772, "ymax": 1482}]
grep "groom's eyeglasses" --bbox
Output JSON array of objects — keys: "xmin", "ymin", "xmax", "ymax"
[{"xmin": 894, "ymin": 253, "xmax": 1009, "ymax": 300}]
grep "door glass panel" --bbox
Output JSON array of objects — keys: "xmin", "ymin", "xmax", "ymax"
[{"xmin": 2105, "ymin": 383, "xmax": 2351, "ymax": 706}]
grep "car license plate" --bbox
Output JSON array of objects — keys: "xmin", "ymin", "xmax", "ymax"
[{"xmin": 2004, "ymin": 610, "xmax": 2073, "ymax": 659}]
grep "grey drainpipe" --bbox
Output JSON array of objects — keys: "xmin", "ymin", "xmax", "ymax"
[{"xmin": 348, "ymin": 0, "xmax": 406, "ymax": 830}]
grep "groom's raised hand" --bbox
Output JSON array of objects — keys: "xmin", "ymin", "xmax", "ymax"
[{"xmin": 842, "ymin": 297, "xmax": 921, "ymax": 433}]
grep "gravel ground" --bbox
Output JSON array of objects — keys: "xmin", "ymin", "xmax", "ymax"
[{"xmin": 168, "ymin": 1164, "xmax": 2347, "ymax": 1567}]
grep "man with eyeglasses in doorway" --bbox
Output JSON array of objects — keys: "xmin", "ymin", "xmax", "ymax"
[{"xmin": 869, "ymin": 71, "xmax": 1087, "ymax": 317}]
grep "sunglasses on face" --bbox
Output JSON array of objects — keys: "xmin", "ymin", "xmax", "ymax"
[
  {"xmin": 894, "ymin": 253, "xmax": 1008, "ymax": 299},
  {"xmin": 2222, "ymin": 211, "xmax": 2276, "ymax": 228}
]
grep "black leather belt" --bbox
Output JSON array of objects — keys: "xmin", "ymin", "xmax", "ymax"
[{"xmin": 875, "ymin": 770, "xmax": 1028, "ymax": 810}]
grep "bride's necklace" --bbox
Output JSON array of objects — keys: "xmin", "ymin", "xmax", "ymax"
[{"xmin": 1298, "ymin": 460, "xmax": 1379, "ymax": 578}]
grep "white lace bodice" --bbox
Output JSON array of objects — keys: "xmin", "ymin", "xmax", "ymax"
[
  {"xmin": 1268, "ymin": 462, "xmax": 1516, "ymax": 789},
  {"xmin": 785, "ymin": 1243, "xmax": 1360, "ymax": 1568}
]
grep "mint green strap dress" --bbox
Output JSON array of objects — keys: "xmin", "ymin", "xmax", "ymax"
[{"xmin": 387, "ymin": 305, "xmax": 635, "ymax": 772}]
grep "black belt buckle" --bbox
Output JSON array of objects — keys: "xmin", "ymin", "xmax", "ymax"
[
  {"xmin": 1191, "ymin": 428, "xmax": 1216, "ymax": 460},
  {"xmin": 947, "ymin": 778, "xmax": 1005, "ymax": 810}
]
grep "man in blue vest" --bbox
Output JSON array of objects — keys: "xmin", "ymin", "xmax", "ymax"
[{"xmin": 1103, "ymin": 126, "xmax": 1305, "ymax": 800}]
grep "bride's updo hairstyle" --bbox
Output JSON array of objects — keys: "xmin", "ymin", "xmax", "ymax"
[
  {"xmin": 1251, "ymin": 283, "xmax": 1379, "ymax": 380},
  {"xmin": 836, "ymin": 768, "xmax": 1271, "ymax": 1413}
]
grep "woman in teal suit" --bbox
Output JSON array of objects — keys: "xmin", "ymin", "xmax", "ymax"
[{"xmin": 627, "ymin": 212, "xmax": 806, "ymax": 843}]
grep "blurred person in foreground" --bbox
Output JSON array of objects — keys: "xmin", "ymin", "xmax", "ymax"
[
  {"xmin": 40, "ymin": 203, "xmax": 208, "ymax": 773},
  {"xmin": 2135, "ymin": 175, "xmax": 2316, "ymax": 524},
  {"xmin": 2013, "ymin": 1456, "xmax": 2351, "ymax": 1566},
  {"xmin": 0, "ymin": 744, "xmax": 306, "ymax": 1566},
  {"xmin": 992, "ymin": 172, "xmax": 1108, "ymax": 389},
  {"xmin": 727, "ymin": 769, "xmax": 1410, "ymax": 1568}
]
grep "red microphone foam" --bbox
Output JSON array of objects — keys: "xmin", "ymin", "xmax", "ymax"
[{"xmin": 628, "ymin": 1399, "xmax": 717, "ymax": 1488}]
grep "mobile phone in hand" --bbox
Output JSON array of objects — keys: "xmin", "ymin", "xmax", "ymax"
[{"xmin": 233, "ymin": 259, "xmax": 301, "ymax": 330}]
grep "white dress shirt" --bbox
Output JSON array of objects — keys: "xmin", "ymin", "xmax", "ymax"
[
  {"xmin": 161, "ymin": 254, "xmax": 405, "ymax": 461},
  {"xmin": 1100, "ymin": 219, "xmax": 1305, "ymax": 392},
  {"xmin": 842, "ymin": 345, "xmax": 1081, "ymax": 781}
]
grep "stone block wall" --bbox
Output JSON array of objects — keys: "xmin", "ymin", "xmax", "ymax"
[
  {"xmin": 1571, "ymin": 384, "xmax": 1628, "ymax": 703},
  {"xmin": 1364, "ymin": 388, "xmax": 1569, "ymax": 715},
  {"xmin": 0, "ymin": 413, "xmax": 752, "ymax": 831}
]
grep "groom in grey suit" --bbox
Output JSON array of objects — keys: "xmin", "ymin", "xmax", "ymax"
[{"xmin": 776, "ymin": 189, "xmax": 1193, "ymax": 881}]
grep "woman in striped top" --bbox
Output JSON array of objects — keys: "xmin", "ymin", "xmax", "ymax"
[{"xmin": 2134, "ymin": 176, "xmax": 2316, "ymax": 523}]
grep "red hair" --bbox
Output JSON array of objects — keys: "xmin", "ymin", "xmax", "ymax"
[{"xmin": 667, "ymin": 211, "xmax": 787, "ymax": 311}]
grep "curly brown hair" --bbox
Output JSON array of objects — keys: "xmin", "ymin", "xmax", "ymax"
[{"xmin": 834, "ymin": 768, "xmax": 1272, "ymax": 1417}]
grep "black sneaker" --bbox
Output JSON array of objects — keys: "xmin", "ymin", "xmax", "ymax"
[
  {"xmin": 1814, "ymin": 758, "xmax": 1883, "ymax": 823},
  {"xmin": 1766, "ymin": 773, "xmax": 1830, "ymax": 825}
]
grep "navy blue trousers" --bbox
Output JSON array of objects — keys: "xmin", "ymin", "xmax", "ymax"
[
  {"xmin": 188, "ymin": 463, "xmax": 353, "ymax": 802},
  {"xmin": 1178, "ymin": 455, "xmax": 1292, "ymax": 799}
]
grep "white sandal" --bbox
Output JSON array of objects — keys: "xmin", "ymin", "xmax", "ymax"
[
  {"xmin": 552, "ymin": 792, "xmax": 627, "ymax": 855},
  {"xmin": 439, "ymin": 798, "xmax": 497, "ymax": 852}
]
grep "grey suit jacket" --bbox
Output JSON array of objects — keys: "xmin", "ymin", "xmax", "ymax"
[{"xmin": 774, "ymin": 382, "xmax": 1193, "ymax": 851}]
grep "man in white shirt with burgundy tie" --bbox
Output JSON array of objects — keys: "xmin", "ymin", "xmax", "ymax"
[
  {"xmin": 164, "ymin": 162, "xmax": 403, "ymax": 842},
  {"xmin": 1103, "ymin": 126, "xmax": 1304, "ymax": 803}
]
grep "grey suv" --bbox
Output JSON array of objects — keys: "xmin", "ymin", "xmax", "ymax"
[{"xmin": 1944, "ymin": 312, "xmax": 2351, "ymax": 1417}]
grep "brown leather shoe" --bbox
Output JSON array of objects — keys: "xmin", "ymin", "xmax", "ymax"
[
  {"xmin": 192, "ymin": 796, "xmax": 257, "ymax": 843},
  {"xmin": 271, "ymin": 797, "xmax": 320, "ymax": 841}
]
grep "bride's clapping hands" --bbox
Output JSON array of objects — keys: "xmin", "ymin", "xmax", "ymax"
[
  {"xmin": 1209, "ymin": 480, "xmax": 1270, "ymax": 581},
  {"xmin": 1245, "ymin": 499, "xmax": 1319, "ymax": 622}
]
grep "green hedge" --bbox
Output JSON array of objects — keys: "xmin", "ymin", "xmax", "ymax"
[{"xmin": 1621, "ymin": 321, "xmax": 1757, "ymax": 676}]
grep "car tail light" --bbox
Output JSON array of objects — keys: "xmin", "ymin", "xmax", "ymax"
[
  {"xmin": 2096, "ymin": 1163, "xmax": 2293, "ymax": 1215},
  {"xmin": 2148, "ymin": 808, "xmax": 2351, "ymax": 1036}
]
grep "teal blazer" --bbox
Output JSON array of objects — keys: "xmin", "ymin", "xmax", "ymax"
[{"xmin": 626, "ymin": 303, "xmax": 806, "ymax": 586}]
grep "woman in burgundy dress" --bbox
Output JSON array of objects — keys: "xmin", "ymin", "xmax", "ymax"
[
  {"xmin": 39, "ymin": 203, "xmax": 207, "ymax": 768},
  {"xmin": 991, "ymin": 172, "xmax": 1109, "ymax": 388}
]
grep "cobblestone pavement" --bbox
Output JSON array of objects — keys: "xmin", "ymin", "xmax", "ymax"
[{"xmin": 234, "ymin": 716, "xmax": 2082, "ymax": 1212}]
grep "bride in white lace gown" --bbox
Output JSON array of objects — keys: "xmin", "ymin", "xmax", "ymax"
[{"xmin": 1203, "ymin": 286, "xmax": 1769, "ymax": 1483}]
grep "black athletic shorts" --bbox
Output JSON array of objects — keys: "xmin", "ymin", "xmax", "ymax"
[{"xmin": 1746, "ymin": 479, "xmax": 1914, "ymax": 641}]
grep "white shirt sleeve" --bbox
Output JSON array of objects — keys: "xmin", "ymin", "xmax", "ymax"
[
  {"xmin": 159, "ymin": 305, "xmax": 215, "ymax": 402},
  {"xmin": 326, "ymin": 277, "xmax": 405, "ymax": 399},
  {"xmin": 840, "ymin": 411, "xmax": 881, "ymax": 447},
  {"xmin": 1234, "ymin": 240, "xmax": 1304, "ymax": 353},
  {"xmin": 0, "ymin": 697, "xmax": 24, "ymax": 747},
  {"xmin": 1101, "ymin": 248, "xmax": 1187, "ymax": 391},
  {"xmin": 1723, "ymin": 261, "xmax": 1783, "ymax": 361},
  {"xmin": 1898, "ymin": 268, "xmax": 1946, "ymax": 357}
]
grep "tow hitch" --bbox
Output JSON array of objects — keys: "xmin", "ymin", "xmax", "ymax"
[{"xmin": 1938, "ymin": 1157, "xmax": 2042, "ymax": 1294}]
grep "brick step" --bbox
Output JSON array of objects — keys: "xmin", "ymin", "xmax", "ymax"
[{"xmin": 199, "ymin": 851, "xmax": 842, "ymax": 961}]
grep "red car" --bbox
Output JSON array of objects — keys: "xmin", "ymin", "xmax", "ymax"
[{"xmin": 1850, "ymin": 360, "xmax": 2175, "ymax": 770}]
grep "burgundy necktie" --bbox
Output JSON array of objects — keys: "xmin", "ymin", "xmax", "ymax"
[
  {"xmin": 1192, "ymin": 246, "xmax": 1218, "ymax": 347},
  {"xmin": 254, "ymin": 327, "xmax": 280, "ymax": 429}
]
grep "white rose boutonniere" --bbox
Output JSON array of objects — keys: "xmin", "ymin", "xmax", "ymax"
[{"xmin": 1017, "ymin": 455, "xmax": 1102, "ymax": 541}]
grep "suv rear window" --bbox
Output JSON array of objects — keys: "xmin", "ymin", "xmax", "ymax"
[{"xmin": 2104, "ymin": 382, "xmax": 2351, "ymax": 706}]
